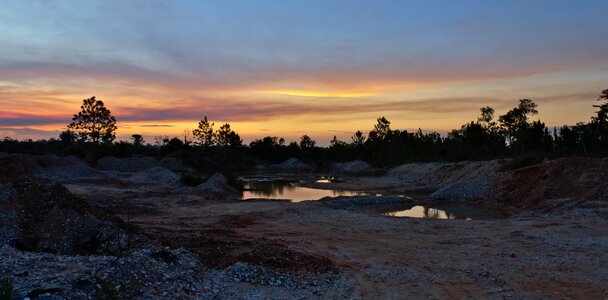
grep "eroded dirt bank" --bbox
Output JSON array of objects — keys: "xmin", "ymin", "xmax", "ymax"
[{"xmin": 1, "ymin": 154, "xmax": 607, "ymax": 299}]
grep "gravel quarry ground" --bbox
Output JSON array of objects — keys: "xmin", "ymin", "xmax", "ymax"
[{"xmin": 1, "ymin": 154, "xmax": 607, "ymax": 299}]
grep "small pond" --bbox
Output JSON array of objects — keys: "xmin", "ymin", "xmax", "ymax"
[
  {"xmin": 240, "ymin": 179, "xmax": 368, "ymax": 202},
  {"xmin": 239, "ymin": 176, "xmax": 504, "ymax": 220}
]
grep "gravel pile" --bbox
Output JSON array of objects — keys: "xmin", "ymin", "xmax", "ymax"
[
  {"xmin": 97, "ymin": 156, "xmax": 158, "ymax": 172},
  {"xmin": 385, "ymin": 160, "xmax": 500, "ymax": 191},
  {"xmin": 36, "ymin": 155, "xmax": 105, "ymax": 180},
  {"xmin": 2, "ymin": 178, "xmax": 133, "ymax": 255},
  {"xmin": 430, "ymin": 173, "xmax": 500, "ymax": 201},
  {"xmin": 177, "ymin": 173, "xmax": 240, "ymax": 199},
  {"xmin": 330, "ymin": 160, "xmax": 372, "ymax": 174},
  {"xmin": 270, "ymin": 158, "xmax": 314, "ymax": 170},
  {"xmin": 0, "ymin": 245, "xmax": 214, "ymax": 299},
  {"xmin": 226, "ymin": 262, "xmax": 343, "ymax": 289},
  {"xmin": 129, "ymin": 167, "xmax": 179, "ymax": 185}
]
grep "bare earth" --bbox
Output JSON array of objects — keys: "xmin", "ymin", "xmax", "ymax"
[{"xmin": 2, "ymin": 154, "xmax": 607, "ymax": 299}]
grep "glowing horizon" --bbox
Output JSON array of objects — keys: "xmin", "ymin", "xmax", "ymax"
[{"xmin": 1, "ymin": 1, "xmax": 607, "ymax": 145}]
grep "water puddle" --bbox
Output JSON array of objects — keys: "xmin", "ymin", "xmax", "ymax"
[
  {"xmin": 240, "ymin": 179, "xmax": 368, "ymax": 202},
  {"xmin": 383, "ymin": 205, "xmax": 469, "ymax": 220},
  {"xmin": 315, "ymin": 176, "xmax": 339, "ymax": 183},
  {"xmin": 382, "ymin": 203, "xmax": 505, "ymax": 220},
  {"xmin": 239, "ymin": 176, "xmax": 504, "ymax": 220}
]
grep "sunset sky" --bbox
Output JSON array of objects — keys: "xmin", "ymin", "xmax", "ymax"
[{"xmin": 1, "ymin": 1, "xmax": 608, "ymax": 144}]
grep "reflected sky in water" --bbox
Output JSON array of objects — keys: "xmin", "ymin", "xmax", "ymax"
[
  {"xmin": 242, "ymin": 180, "xmax": 367, "ymax": 202},
  {"xmin": 383, "ymin": 205, "xmax": 465, "ymax": 220}
]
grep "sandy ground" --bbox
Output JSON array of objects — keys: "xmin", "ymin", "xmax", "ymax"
[{"xmin": 62, "ymin": 175, "xmax": 608, "ymax": 299}]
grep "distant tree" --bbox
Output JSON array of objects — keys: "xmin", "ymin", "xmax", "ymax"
[
  {"xmin": 299, "ymin": 135, "xmax": 316, "ymax": 149},
  {"xmin": 192, "ymin": 116, "xmax": 215, "ymax": 146},
  {"xmin": 478, "ymin": 106, "xmax": 498, "ymax": 131},
  {"xmin": 498, "ymin": 99, "xmax": 538, "ymax": 149},
  {"xmin": 478, "ymin": 106, "xmax": 495, "ymax": 124},
  {"xmin": 183, "ymin": 129, "xmax": 192, "ymax": 146},
  {"xmin": 160, "ymin": 137, "xmax": 184, "ymax": 155},
  {"xmin": 592, "ymin": 89, "xmax": 608, "ymax": 147},
  {"xmin": 250, "ymin": 136, "xmax": 283, "ymax": 148},
  {"xmin": 368, "ymin": 117, "xmax": 391, "ymax": 143},
  {"xmin": 67, "ymin": 96, "xmax": 117, "ymax": 144},
  {"xmin": 59, "ymin": 130, "xmax": 77, "ymax": 144},
  {"xmin": 215, "ymin": 123, "xmax": 242, "ymax": 147},
  {"xmin": 131, "ymin": 134, "xmax": 144, "ymax": 146},
  {"xmin": 154, "ymin": 135, "xmax": 169, "ymax": 146},
  {"xmin": 351, "ymin": 130, "xmax": 366, "ymax": 147},
  {"xmin": 594, "ymin": 89, "xmax": 608, "ymax": 122},
  {"xmin": 329, "ymin": 136, "xmax": 347, "ymax": 147}
]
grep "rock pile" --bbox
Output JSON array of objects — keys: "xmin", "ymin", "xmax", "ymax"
[
  {"xmin": 178, "ymin": 173, "xmax": 240, "ymax": 199},
  {"xmin": 97, "ymin": 156, "xmax": 195, "ymax": 173},
  {"xmin": 270, "ymin": 158, "xmax": 314, "ymax": 170},
  {"xmin": 1, "ymin": 178, "xmax": 132, "ymax": 255},
  {"xmin": 129, "ymin": 167, "xmax": 180, "ymax": 185},
  {"xmin": 330, "ymin": 160, "xmax": 372, "ymax": 173}
]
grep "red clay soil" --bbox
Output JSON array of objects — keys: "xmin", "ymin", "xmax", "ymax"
[
  {"xmin": 496, "ymin": 157, "xmax": 608, "ymax": 209},
  {"xmin": 151, "ymin": 212, "xmax": 336, "ymax": 273}
]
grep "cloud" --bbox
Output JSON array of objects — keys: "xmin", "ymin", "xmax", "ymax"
[
  {"xmin": 139, "ymin": 124, "xmax": 175, "ymax": 128},
  {"xmin": 0, "ymin": 115, "xmax": 66, "ymax": 126},
  {"xmin": 0, "ymin": 127, "xmax": 60, "ymax": 139}
]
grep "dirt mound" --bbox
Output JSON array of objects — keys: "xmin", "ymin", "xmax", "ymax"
[
  {"xmin": 0, "ymin": 154, "xmax": 41, "ymax": 178},
  {"xmin": 270, "ymin": 158, "xmax": 314, "ymax": 170},
  {"xmin": 0, "ymin": 154, "xmax": 103, "ymax": 180},
  {"xmin": 331, "ymin": 160, "xmax": 372, "ymax": 173},
  {"xmin": 494, "ymin": 157, "xmax": 608, "ymax": 210},
  {"xmin": 386, "ymin": 160, "xmax": 500, "ymax": 191},
  {"xmin": 129, "ymin": 167, "xmax": 179, "ymax": 184},
  {"xmin": 35, "ymin": 155, "xmax": 105, "ymax": 180},
  {"xmin": 1, "ymin": 178, "xmax": 133, "ymax": 255},
  {"xmin": 161, "ymin": 224, "xmax": 335, "ymax": 274},
  {"xmin": 430, "ymin": 157, "xmax": 608, "ymax": 211},
  {"xmin": 430, "ymin": 173, "xmax": 499, "ymax": 201},
  {"xmin": 97, "ymin": 156, "xmax": 158, "ymax": 172},
  {"xmin": 177, "ymin": 173, "xmax": 240, "ymax": 199}
]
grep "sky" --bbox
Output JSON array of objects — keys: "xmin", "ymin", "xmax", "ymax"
[{"xmin": 1, "ymin": 0, "xmax": 608, "ymax": 144}]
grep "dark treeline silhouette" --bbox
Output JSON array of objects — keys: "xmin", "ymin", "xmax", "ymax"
[{"xmin": 1, "ymin": 90, "xmax": 607, "ymax": 169}]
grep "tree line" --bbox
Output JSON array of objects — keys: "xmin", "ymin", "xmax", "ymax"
[{"xmin": 2, "ymin": 89, "xmax": 607, "ymax": 167}]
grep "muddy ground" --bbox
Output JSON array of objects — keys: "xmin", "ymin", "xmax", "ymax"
[{"xmin": 1, "ymin": 154, "xmax": 607, "ymax": 299}]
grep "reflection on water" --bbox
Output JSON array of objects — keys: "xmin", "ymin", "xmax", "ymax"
[
  {"xmin": 241, "ymin": 180, "xmax": 368, "ymax": 202},
  {"xmin": 382, "ymin": 203, "xmax": 504, "ymax": 220},
  {"xmin": 383, "ymin": 205, "xmax": 467, "ymax": 220},
  {"xmin": 315, "ymin": 176, "xmax": 337, "ymax": 183}
]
